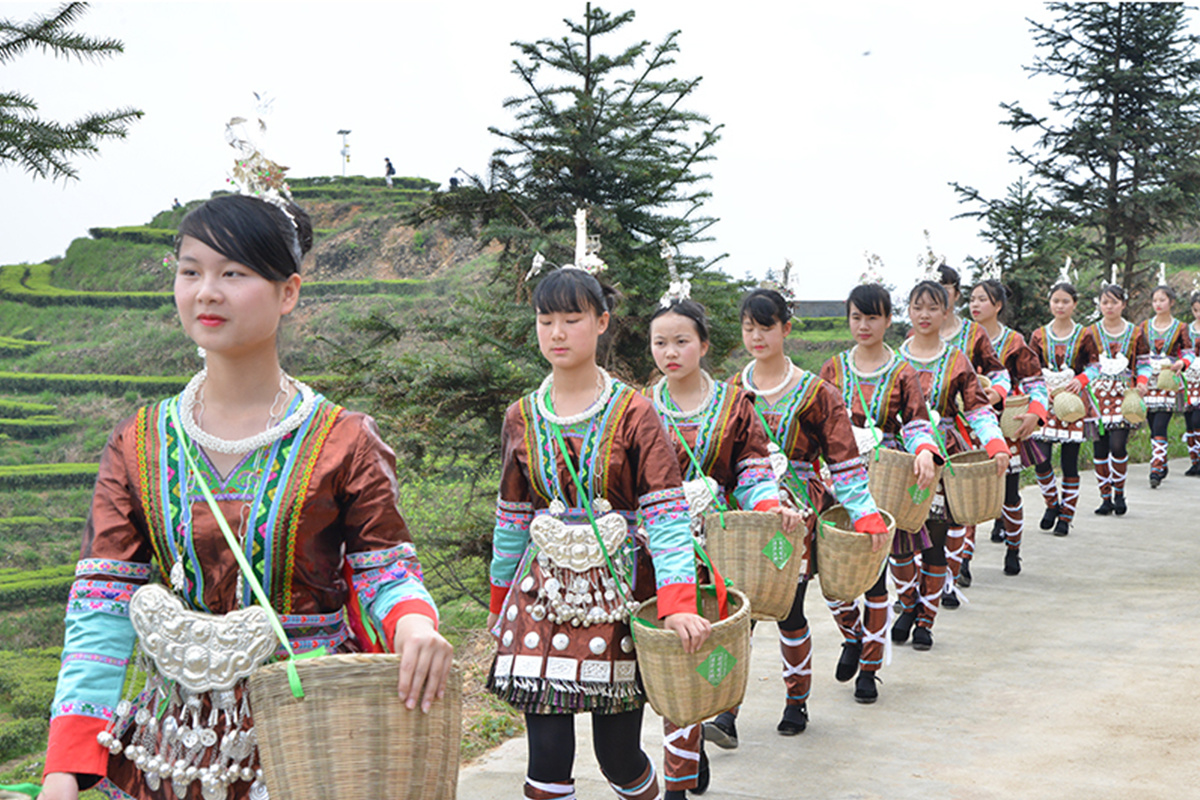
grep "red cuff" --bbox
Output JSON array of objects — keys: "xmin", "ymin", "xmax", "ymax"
[
  {"xmin": 1136, "ymin": 375, "xmax": 1149, "ymax": 387},
  {"xmin": 984, "ymin": 438, "xmax": 1009, "ymax": 459},
  {"xmin": 1077, "ymin": 374, "xmax": 1090, "ymax": 388},
  {"xmin": 993, "ymin": 385, "xmax": 1009, "ymax": 402},
  {"xmin": 655, "ymin": 583, "xmax": 696, "ymax": 618},
  {"xmin": 852, "ymin": 512, "xmax": 888, "ymax": 536},
  {"xmin": 490, "ymin": 583, "xmax": 510, "ymax": 614},
  {"xmin": 44, "ymin": 715, "xmax": 109, "ymax": 779},
  {"xmin": 382, "ymin": 600, "xmax": 439, "ymax": 649},
  {"xmin": 1028, "ymin": 400, "xmax": 1049, "ymax": 423},
  {"xmin": 914, "ymin": 443, "xmax": 940, "ymax": 458},
  {"xmin": 752, "ymin": 498, "xmax": 781, "ymax": 511}
]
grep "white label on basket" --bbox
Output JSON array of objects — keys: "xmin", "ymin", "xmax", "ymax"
[
  {"xmin": 580, "ymin": 660, "xmax": 612, "ymax": 683},
  {"xmin": 545, "ymin": 657, "xmax": 578, "ymax": 681},
  {"xmin": 513, "ymin": 655, "xmax": 543, "ymax": 678},
  {"xmin": 614, "ymin": 660, "xmax": 637, "ymax": 683}
]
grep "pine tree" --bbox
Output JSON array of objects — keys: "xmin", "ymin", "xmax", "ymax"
[
  {"xmin": 1001, "ymin": 2, "xmax": 1200, "ymax": 304},
  {"xmin": 0, "ymin": 2, "xmax": 142, "ymax": 181}
]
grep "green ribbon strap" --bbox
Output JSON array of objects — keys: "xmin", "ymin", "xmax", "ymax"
[
  {"xmin": 0, "ymin": 784, "xmax": 41, "ymax": 798},
  {"xmin": 167, "ymin": 402, "xmax": 325, "ymax": 699}
]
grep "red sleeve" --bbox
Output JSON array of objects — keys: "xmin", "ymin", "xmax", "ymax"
[
  {"xmin": 490, "ymin": 583, "xmax": 509, "ymax": 614},
  {"xmin": 985, "ymin": 438, "xmax": 1009, "ymax": 459},
  {"xmin": 44, "ymin": 716, "xmax": 109, "ymax": 780}
]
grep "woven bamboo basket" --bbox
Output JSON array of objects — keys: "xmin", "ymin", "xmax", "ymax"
[
  {"xmin": 866, "ymin": 449, "xmax": 942, "ymax": 533},
  {"xmin": 943, "ymin": 449, "xmax": 1004, "ymax": 525},
  {"xmin": 816, "ymin": 507, "xmax": 896, "ymax": 602},
  {"xmin": 999, "ymin": 394, "xmax": 1032, "ymax": 440},
  {"xmin": 1157, "ymin": 369, "xmax": 1181, "ymax": 392},
  {"xmin": 249, "ymin": 655, "xmax": 462, "ymax": 800},
  {"xmin": 1121, "ymin": 389, "xmax": 1147, "ymax": 424},
  {"xmin": 1052, "ymin": 391, "xmax": 1086, "ymax": 423},
  {"xmin": 704, "ymin": 510, "xmax": 805, "ymax": 621},
  {"xmin": 633, "ymin": 588, "xmax": 750, "ymax": 728}
]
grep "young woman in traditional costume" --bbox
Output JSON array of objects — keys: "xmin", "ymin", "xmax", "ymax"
[
  {"xmin": 646, "ymin": 294, "xmax": 800, "ymax": 799},
  {"xmin": 1082, "ymin": 283, "xmax": 1150, "ymax": 516},
  {"xmin": 703, "ymin": 288, "xmax": 887, "ymax": 742},
  {"xmin": 486, "ymin": 238, "xmax": 710, "ymax": 800},
  {"xmin": 891, "ymin": 281, "xmax": 1009, "ymax": 651},
  {"xmin": 933, "ymin": 265, "xmax": 1008, "ymax": 600},
  {"xmin": 968, "ymin": 278, "xmax": 1049, "ymax": 575},
  {"xmin": 818, "ymin": 282, "xmax": 938, "ymax": 701},
  {"xmin": 1137, "ymin": 284, "xmax": 1192, "ymax": 488},
  {"xmin": 1185, "ymin": 291, "xmax": 1200, "ymax": 476},
  {"xmin": 1028, "ymin": 281, "xmax": 1099, "ymax": 536},
  {"xmin": 40, "ymin": 192, "xmax": 453, "ymax": 800}
]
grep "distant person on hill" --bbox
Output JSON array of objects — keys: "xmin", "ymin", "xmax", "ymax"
[
  {"xmin": 37, "ymin": 189, "xmax": 452, "ymax": 800},
  {"xmin": 171, "ymin": 197, "xmax": 181, "ymax": 210},
  {"xmin": 448, "ymin": 176, "xmax": 459, "ymax": 190},
  {"xmin": 384, "ymin": 156, "xmax": 396, "ymax": 187}
]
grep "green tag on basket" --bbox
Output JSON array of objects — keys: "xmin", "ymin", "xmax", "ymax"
[
  {"xmin": 763, "ymin": 531, "xmax": 794, "ymax": 570},
  {"xmin": 696, "ymin": 645, "xmax": 736, "ymax": 687},
  {"xmin": 908, "ymin": 485, "xmax": 931, "ymax": 504}
]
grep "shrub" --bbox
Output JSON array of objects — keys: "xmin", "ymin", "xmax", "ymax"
[
  {"xmin": 0, "ymin": 400, "xmax": 56, "ymax": 418},
  {"xmin": 87, "ymin": 227, "xmax": 177, "ymax": 246},
  {"xmin": 0, "ymin": 463, "xmax": 99, "ymax": 490},
  {"xmin": 0, "ymin": 718, "xmax": 47, "ymax": 763}
]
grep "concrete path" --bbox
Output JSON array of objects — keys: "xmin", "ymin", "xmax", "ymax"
[{"xmin": 458, "ymin": 460, "xmax": 1200, "ymax": 799}]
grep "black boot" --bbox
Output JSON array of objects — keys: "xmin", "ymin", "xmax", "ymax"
[
  {"xmin": 1004, "ymin": 548, "xmax": 1021, "ymax": 576},
  {"xmin": 1095, "ymin": 498, "xmax": 1114, "ymax": 515},
  {"xmin": 1040, "ymin": 504, "xmax": 1060, "ymax": 530},
  {"xmin": 1054, "ymin": 518, "xmax": 1070, "ymax": 537},
  {"xmin": 1185, "ymin": 462, "xmax": 1200, "ymax": 477},
  {"xmin": 911, "ymin": 627, "xmax": 933, "ymax": 651},
  {"xmin": 959, "ymin": 558, "xmax": 973, "ymax": 588},
  {"xmin": 835, "ymin": 640, "xmax": 861, "ymax": 683},
  {"xmin": 703, "ymin": 712, "xmax": 738, "ymax": 750},
  {"xmin": 854, "ymin": 670, "xmax": 880, "ymax": 704},
  {"xmin": 693, "ymin": 737, "xmax": 710, "ymax": 795},
  {"xmin": 1113, "ymin": 493, "xmax": 1127, "ymax": 515},
  {"xmin": 941, "ymin": 587, "xmax": 960, "ymax": 609},
  {"xmin": 891, "ymin": 609, "xmax": 916, "ymax": 643},
  {"xmin": 776, "ymin": 703, "xmax": 808, "ymax": 736},
  {"xmin": 990, "ymin": 518, "xmax": 1004, "ymax": 542}
]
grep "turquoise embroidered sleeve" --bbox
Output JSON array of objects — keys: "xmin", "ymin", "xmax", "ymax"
[
  {"xmin": 490, "ymin": 497, "xmax": 533, "ymax": 589},
  {"xmin": 826, "ymin": 457, "xmax": 876, "ymax": 523},
  {"xmin": 900, "ymin": 419, "xmax": 937, "ymax": 455},
  {"xmin": 731, "ymin": 457, "xmax": 778, "ymax": 510},
  {"xmin": 963, "ymin": 405, "xmax": 1004, "ymax": 446},
  {"xmin": 640, "ymin": 487, "xmax": 695, "ymax": 590},
  {"xmin": 348, "ymin": 543, "xmax": 438, "ymax": 628}
]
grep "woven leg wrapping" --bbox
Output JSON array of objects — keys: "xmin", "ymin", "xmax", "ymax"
[
  {"xmin": 861, "ymin": 591, "xmax": 891, "ymax": 670},
  {"xmin": 1188, "ymin": 431, "xmax": 1200, "ymax": 465},
  {"xmin": 526, "ymin": 778, "xmax": 577, "ymax": 799},
  {"xmin": 610, "ymin": 762, "xmax": 659, "ymax": 800},
  {"xmin": 1059, "ymin": 476, "xmax": 1081, "ymax": 523},
  {"xmin": 917, "ymin": 563, "xmax": 946, "ymax": 630},
  {"xmin": 963, "ymin": 525, "xmax": 976, "ymax": 561},
  {"xmin": 661, "ymin": 722, "xmax": 701, "ymax": 792},
  {"xmin": 1111, "ymin": 455, "xmax": 1128, "ymax": 495},
  {"xmin": 779, "ymin": 626, "xmax": 812, "ymax": 706},
  {"xmin": 890, "ymin": 554, "xmax": 918, "ymax": 612},
  {"xmin": 1094, "ymin": 458, "xmax": 1112, "ymax": 501},
  {"xmin": 1034, "ymin": 463, "xmax": 1059, "ymax": 508},
  {"xmin": 1151, "ymin": 436, "xmax": 1169, "ymax": 473},
  {"xmin": 945, "ymin": 527, "xmax": 967, "ymax": 583},
  {"xmin": 825, "ymin": 597, "xmax": 860, "ymax": 644},
  {"xmin": 1003, "ymin": 499, "xmax": 1023, "ymax": 551}
]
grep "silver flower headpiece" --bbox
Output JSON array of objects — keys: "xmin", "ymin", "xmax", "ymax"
[
  {"xmin": 658, "ymin": 241, "xmax": 692, "ymax": 307},
  {"xmin": 1057, "ymin": 256, "xmax": 1077, "ymax": 285},
  {"xmin": 859, "ymin": 252, "xmax": 885, "ymax": 286},
  {"xmin": 980, "ymin": 256, "xmax": 1001, "ymax": 282},
  {"xmin": 1109, "ymin": 262, "xmax": 1120, "ymax": 286},
  {"xmin": 225, "ymin": 94, "xmax": 295, "ymax": 226},
  {"xmin": 526, "ymin": 208, "xmax": 608, "ymax": 281},
  {"xmin": 769, "ymin": 259, "xmax": 797, "ymax": 302},
  {"xmin": 1157, "ymin": 262, "xmax": 1167, "ymax": 286}
]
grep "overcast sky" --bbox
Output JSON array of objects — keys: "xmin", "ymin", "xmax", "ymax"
[{"xmin": 0, "ymin": 0, "xmax": 1084, "ymax": 298}]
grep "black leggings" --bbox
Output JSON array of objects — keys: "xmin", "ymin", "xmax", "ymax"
[
  {"xmin": 779, "ymin": 577, "xmax": 809, "ymax": 630},
  {"xmin": 1035, "ymin": 442, "xmax": 1080, "ymax": 478},
  {"xmin": 525, "ymin": 708, "xmax": 649, "ymax": 785},
  {"xmin": 1149, "ymin": 410, "xmax": 1172, "ymax": 438},
  {"xmin": 921, "ymin": 521, "xmax": 949, "ymax": 566},
  {"xmin": 1093, "ymin": 428, "xmax": 1130, "ymax": 461},
  {"xmin": 1188, "ymin": 407, "xmax": 1200, "ymax": 431},
  {"xmin": 1005, "ymin": 471, "xmax": 1021, "ymax": 506}
]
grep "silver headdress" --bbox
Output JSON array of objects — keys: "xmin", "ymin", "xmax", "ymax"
[
  {"xmin": 1057, "ymin": 256, "xmax": 1076, "ymax": 285},
  {"xmin": 772, "ymin": 259, "xmax": 797, "ymax": 302},
  {"xmin": 1158, "ymin": 262, "xmax": 1167, "ymax": 286},
  {"xmin": 658, "ymin": 241, "xmax": 691, "ymax": 307},
  {"xmin": 859, "ymin": 251, "xmax": 885, "ymax": 286},
  {"xmin": 1109, "ymin": 263, "xmax": 1120, "ymax": 286},
  {"xmin": 980, "ymin": 256, "xmax": 1001, "ymax": 282},
  {"xmin": 225, "ymin": 93, "xmax": 295, "ymax": 223},
  {"xmin": 526, "ymin": 208, "xmax": 608, "ymax": 280}
]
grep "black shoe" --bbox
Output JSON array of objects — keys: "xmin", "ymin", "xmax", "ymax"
[
  {"xmin": 1095, "ymin": 498, "xmax": 1114, "ymax": 516},
  {"xmin": 990, "ymin": 519, "xmax": 1004, "ymax": 542},
  {"xmin": 892, "ymin": 609, "xmax": 916, "ymax": 643},
  {"xmin": 1054, "ymin": 518, "xmax": 1070, "ymax": 536},
  {"xmin": 959, "ymin": 558, "xmax": 973, "ymax": 588},
  {"xmin": 854, "ymin": 671, "xmax": 880, "ymax": 704},
  {"xmin": 835, "ymin": 641, "xmax": 861, "ymax": 683},
  {"xmin": 911, "ymin": 627, "xmax": 933, "ymax": 651},
  {"xmin": 693, "ymin": 738, "xmax": 710, "ymax": 795},
  {"xmin": 776, "ymin": 703, "xmax": 808, "ymax": 736},
  {"xmin": 703, "ymin": 712, "xmax": 738, "ymax": 750},
  {"xmin": 1151, "ymin": 470, "xmax": 1164, "ymax": 488},
  {"xmin": 1040, "ymin": 504, "xmax": 1060, "ymax": 530},
  {"xmin": 664, "ymin": 791, "xmax": 687, "ymax": 800},
  {"xmin": 1004, "ymin": 548, "xmax": 1021, "ymax": 576},
  {"xmin": 1113, "ymin": 493, "xmax": 1127, "ymax": 515},
  {"xmin": 1185, "ymin": 462, "xmax": 1200, "ymax": 477},
  {"xmin": 941, "ymin": 588, "xmax": 960, "ymax": 609}
]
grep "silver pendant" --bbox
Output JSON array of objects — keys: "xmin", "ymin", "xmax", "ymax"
[{"xmin": 170, "ymin": 560, "xmax": 186, "ymax": 592}]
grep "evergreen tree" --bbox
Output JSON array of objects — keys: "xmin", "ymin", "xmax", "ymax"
[
  {"xmin": 1000, "ymin": 2, "xmax": 1200, "ymax": 305},
  {"xmin": 0, "ymin": 2, "xmax": 142, "ymax": 181},
  {"xmin": 952, "ymin": 178, "xmax": 1077, "ymax": 333}
]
